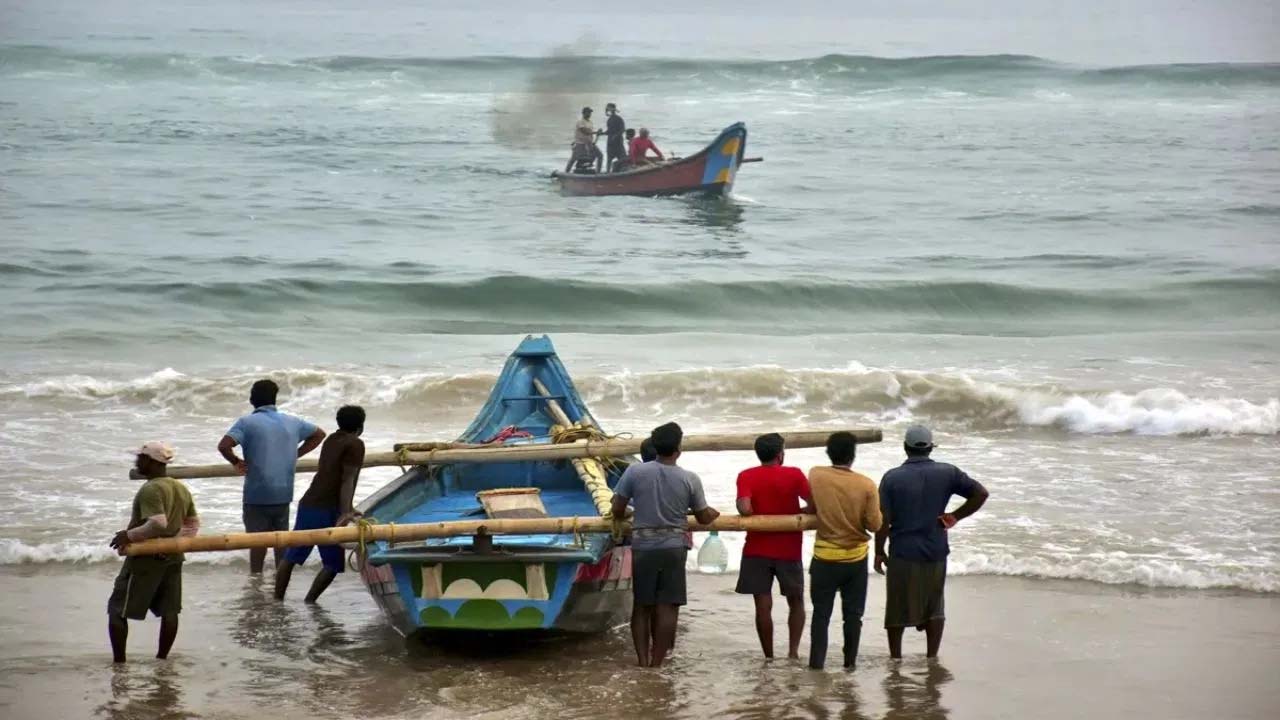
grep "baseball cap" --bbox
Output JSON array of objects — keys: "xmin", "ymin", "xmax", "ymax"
[
  {"xmin": 137, "ymin": 441, "xmax": 175, "ymax": 463},
  {"xmin": 904, "ymin": 425, "xmax": 934, "ymax": 449}
]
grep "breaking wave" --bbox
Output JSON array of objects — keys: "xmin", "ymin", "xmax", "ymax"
[
  {"xmin": 3, "ymin": 365, "xmax": 1276, "ymax": 436},
  {"xmin": 4, "ymin": 44, "xmax": 1276, "ymax": 90}
]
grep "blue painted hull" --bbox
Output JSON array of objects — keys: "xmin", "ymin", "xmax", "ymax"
[{"xmin": 357, "ymin": 336, "xmax": 633, "ymax": 636}]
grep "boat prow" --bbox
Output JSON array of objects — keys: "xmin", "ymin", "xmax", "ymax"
[
  {"xmin": 356, "ymin": 335, "xmax": 633, "ymax": 637},
  {"xmin": 553, "ymin": 122, "xmax": 750, "ymax": 197}
]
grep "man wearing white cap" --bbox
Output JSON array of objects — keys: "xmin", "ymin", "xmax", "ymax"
[
  {"xmin": 106, "ymin": 442, "xmax": 199, "ymax": 663},
  {"xmin": 874, "ymin": 425, "xmax": 988, "ymax": 659}
]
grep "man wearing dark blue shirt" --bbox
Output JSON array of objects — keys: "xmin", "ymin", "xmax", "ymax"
[{"xmin": 874, "ymin": 425, "xmax": 988, "ymax": 659}]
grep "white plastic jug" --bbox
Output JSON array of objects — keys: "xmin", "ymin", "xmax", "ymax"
[{"xmin": 696, "ymin": 530, "xmax": 729, "ymax": 574}]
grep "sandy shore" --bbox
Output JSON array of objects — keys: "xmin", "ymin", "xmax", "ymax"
[{"xmin": 0, "ymin": 564, "xmax": 1276, "ymax": 720}]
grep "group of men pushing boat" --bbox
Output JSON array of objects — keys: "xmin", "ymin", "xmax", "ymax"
[
  {"xmin": 107, "ymin": 379, "xmax": 989, "ymax": 673},
  {"xmin": 565, "ymin": 103, "xmax": 665, "ymax": 174},
  {"xmin": 107, "ymin": 379, "xmax": 366, "ymax": 663},
  {"xmin": 614, "ymin": 422, "xmax": 989, "ymax": 670}
]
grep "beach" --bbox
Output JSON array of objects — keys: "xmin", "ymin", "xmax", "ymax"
[
  {"xmin": 2, "ymin": 0, "xmax": 1280, "ymax": 717},
  {"xmin": 2, "ymin": 565, "xmax": 1277, "ymax": 720}
]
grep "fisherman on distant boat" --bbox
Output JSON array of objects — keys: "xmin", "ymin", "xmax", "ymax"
[
  {"xmin": 274, "ymin": 405, "xmax": 366, "ymax": 603},
  {"xmin": 629, "ymin": 127, "xmax": 664, "ymax": 167},
  {"xmin": 565, "ymin": 106, "xmax": 603, "ymax": 174},
  {"xmin": 611, "ymin": 422, "xmax": 720, "ymax": 668},
  {"xmin": 107, "ymin": 442, "xmax": 199, "ymax": 663},
  {"xmin": 603, "ymin": 102, "xmax": 626, "ymax": 172},
  {"xmin": 217, "ymin": 379, "xmax": 326, "ymax": 574}
]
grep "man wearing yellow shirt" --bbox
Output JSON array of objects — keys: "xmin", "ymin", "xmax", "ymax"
[{"xmin": 806, "ymin": 431, "xmax": 882, "ymax": 670}]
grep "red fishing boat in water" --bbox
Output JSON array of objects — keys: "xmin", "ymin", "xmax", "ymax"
[{"xmin": 552, "ymin": 123, "xmax": 757, "ymax": 197}]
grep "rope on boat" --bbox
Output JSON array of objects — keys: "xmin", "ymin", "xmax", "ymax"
[{"xmin": 550, "ymin": 422, "xmax": 632, "ymax": 518}]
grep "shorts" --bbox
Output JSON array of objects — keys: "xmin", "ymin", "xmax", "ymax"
[
  {"xmin": 243, "ymin": 503, "xmax": 290, "ymax": 533},
  {"xmin": 607, "ymin": 137, "xmax": 624, "ymax": 158},
  {"xmin": 735, "ymin": 556, "xmax": 805, "ymax": 597},
  {"xmin": 107, "ymin": 558, "xmax": 182, "ymax": 620},
  {"xmin": 632, "ymin": 548, "xmax": 688, "ymax": 606},
  {"xmin": 283, "ymin": 505, "xmax": 345, "ymax": 574},
  {"xmin": 884, "ymin": 558, "xmax": 947, "ymax": 628}
]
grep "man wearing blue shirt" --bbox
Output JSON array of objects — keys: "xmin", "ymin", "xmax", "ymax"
[
  {"xmin": 217, "ymin": 379, "xmax": 326, "ymax": 574},
  {"xmin": 874, "ymin": 425, "xmax": 988, "ymax": 659}
]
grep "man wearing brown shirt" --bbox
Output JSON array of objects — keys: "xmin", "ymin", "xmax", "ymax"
[
  {"xmin": 806, "ymin": 431, "xmax": 882, "ymax": 670},
  {"xmin": 274, "ymin": 405, "xmax": 366, "ymax": 603}
]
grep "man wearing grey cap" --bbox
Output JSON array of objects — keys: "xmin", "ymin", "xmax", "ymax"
[{"xmin": 874, "ymin": 425, "xmax": 988, "ymax": 659}]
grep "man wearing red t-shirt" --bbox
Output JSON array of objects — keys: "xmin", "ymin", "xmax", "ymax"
[
  {"xmin": 628, "ymin": 127, "xmax": 665, "ymax": 166},
  {"xmin": 735, "ymin": 433, "xmax": 813, "ymax": 659}
]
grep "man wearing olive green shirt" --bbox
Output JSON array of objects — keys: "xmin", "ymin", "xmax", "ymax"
[{"xmin": 107, "ymin": 442, "xmax": 199, "ymax": 663}]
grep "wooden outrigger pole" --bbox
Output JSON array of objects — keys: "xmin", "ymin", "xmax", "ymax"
[
  {"xmin": 125, "ymin": 514, "xmax": 818, "ymax": 557},
  {"xmin": 131, "ymin": 428, "xmax": 883, "ymax": 480}
]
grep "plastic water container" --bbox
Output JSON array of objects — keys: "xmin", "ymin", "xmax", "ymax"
[{"xmin": 696, "ymin": 530, "xmax": 729, "ymax": 574}]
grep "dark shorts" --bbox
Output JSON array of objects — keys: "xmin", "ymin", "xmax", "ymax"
[
  {"xmin": 283, "ymin": 505, "xmax": 345, "ymax": 574},
  {"xmin": 107, "ymin": 558, "xmax": 182, "ymax": 620},
  {"xmin": 633, "ymin": 548, "xmax": 688, "ymax": 606},
  {"xmin": 243, "ymin": 503, "xmax": 290, "ymax": 533},
  {"xmin": 884, "ymin": 558, "xmax": 947, "ymax": 628},
  {"xmin": 607, "ymin": 137, "xmax": 624, "ymax": 158},
  {"xmin": 735, "ymin": 555, "xmax": 805, "ymax": 597}
]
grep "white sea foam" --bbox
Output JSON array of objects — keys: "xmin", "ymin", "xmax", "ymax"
[
  {"xmin": 4, "ymin": 365, "xmax": 1277, "ymax": 436},
  {"xmin": 949, "ymin": 551, "xmax": 1279, "ymax": 594}
]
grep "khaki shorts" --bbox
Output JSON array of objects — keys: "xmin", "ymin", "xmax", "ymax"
[{"xmin": 107, "ymin": 558, "xmax": 183, "ymax": 621}]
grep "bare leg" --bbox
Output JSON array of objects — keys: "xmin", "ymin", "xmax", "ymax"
[
  {"xmin": 925, "ymin": 618, "xmax": 945, "ymax": 658},
  {"xmin": 157, "ymin": 615, "xmax": 178, "ymax": 659},
  {"xmin": 650, "ymin": 604, "xmax": 679, "ymax": 668},
  {"xmin": 249, "ymin": 547, "xmax": 266, "ymax": 575},
  {"xmin": 888, "ymin": 627, "xmax": 905, "ymax": 659},
  {"xmin": 785, "ymin": 594, "xmax": 805, "ymax": 660},
  {"xmin": 630, "ymin": 605, "xmax": 652, "ymax": 667},
  {"xmin": 753, "ymin": 593, "xmax": 774, "ymax": 658},
  {"xmin": 272, "ymin": 546, "xmax": 285, "ymax": 568},
  {"xmin": 565, "ymin": 155, "xmax": 574, "ymax": 173},
  {"xmin": 273, "ymin": 559, "xmax": 295, "ymax": 600},
  {"xmin": 108, "ymin": 616, "xmax": 128, "ymax": 663},
  {"xmin": 304, "ymin": 568, "xmax": 337, "ymax": 604}
]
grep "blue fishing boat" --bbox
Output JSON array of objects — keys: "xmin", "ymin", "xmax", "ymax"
[{"xmin": 355, "ymin": 336, "xmax": 633, "ymax": 637}]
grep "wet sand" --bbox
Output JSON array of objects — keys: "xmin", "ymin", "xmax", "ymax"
[{"xmin": 0, "ymin": 564, "xmax": 1276, "ymax": 720}]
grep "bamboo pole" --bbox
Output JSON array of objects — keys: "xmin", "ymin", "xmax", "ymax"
[
  {"xmin": 131, "ymin": 429, "xmax": 883, "ymax": 479},
  {"xmin": 530, "ymin": 378, "xmax": 614, "ymax": 518},
  {"xmin": 124, "ymin": 514, "xmax": 818, "ymax": 556}
]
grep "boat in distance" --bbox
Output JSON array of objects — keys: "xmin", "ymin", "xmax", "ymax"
[{"xmin": 552, "ymin": 122, "xmax": 756, "ymax": 197}]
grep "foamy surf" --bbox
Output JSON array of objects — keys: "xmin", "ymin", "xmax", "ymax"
[{"xmin": 5, "ymin": 365, "xmax": 1276, "ymax": 436}]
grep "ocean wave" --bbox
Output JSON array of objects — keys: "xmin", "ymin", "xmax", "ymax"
[
  {"xmin": 3, "ymin": 44, "xmax": 1276, "ymax": 89},
  {"xmin": 0, "ymin": 538, "xmax": 242, "ymax": 565},
  {"xmin": 4, "ymin": 365, "xmax": 1276, "ymax": 436},
  {"xmin": 949, "ymin": 552, "xmax": 1278, "ymax": 593},
  {"xmin": 23, "ymin": 274, "xmax": 1280, "ymax": 336}
]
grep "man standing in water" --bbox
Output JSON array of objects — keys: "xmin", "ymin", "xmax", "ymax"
[
  {"xmin": 603, "ymin": 102, "xmax": 626, "ymax": 172},
  {"xmin": 611, "ymin": 422, "xmax": 720, "ymax": 668},
  {"xmin": 218, "ymin": 379, "xmax": 325, "ymax": 574},
  {"xmin": 275, "ymin": 405, "xmax": 366, "ymax": 603},
  {"xmin": 735, "ymin": 433, "xmax": 811, "ymax": 660},
  {"xmin": 807, "ymin": 431, "xmax": 881, "ymax": 670},
  {"xmin": 107, "ymin": 442, "xmax": 199, "ymax": 663},
  {"xmin": 875, "ymin": 425, "xmax": 988, "ymax": 659}
]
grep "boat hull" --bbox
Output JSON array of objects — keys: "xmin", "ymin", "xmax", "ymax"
[
  {"xmin": 360, "ymin": 544, "xmax": 633, "ymax": 638},
  {"xmin": 553, "ymin": 122, "xmax": 748, "ymax": 197},
  {"xmin": 356, "ymin": 336, "xmax": 634, "ymax": 637}
]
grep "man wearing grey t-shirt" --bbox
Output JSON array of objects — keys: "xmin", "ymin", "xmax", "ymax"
[{"xmin": 612, "ymin": 422, "xmax": 720, "ymax": 668}]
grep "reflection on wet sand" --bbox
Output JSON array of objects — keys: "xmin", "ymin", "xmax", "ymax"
[
  {"xmin": 100, "ymin": 663, "xmax": 193, "ymax": 720},
  {"xmin": 883, "ymin": 660, "xmax": 953, "ymax": 720}
]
